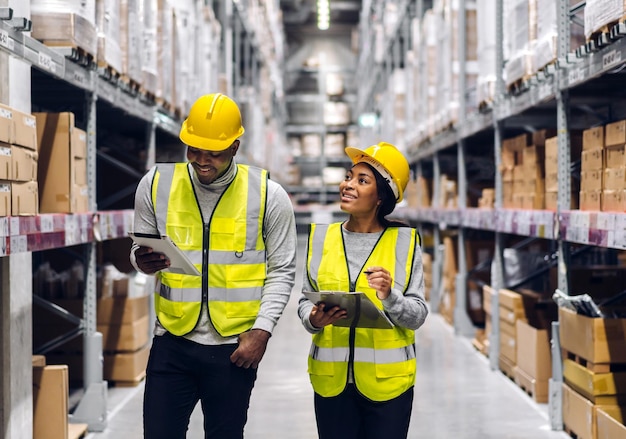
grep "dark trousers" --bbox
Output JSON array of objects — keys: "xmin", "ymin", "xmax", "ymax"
[
  {"xmin": 143, "ymin": 333, "xmax": 257, "ymax": 439},
  {"xmin": 314, "ymin": 384, "xmax": 414, "ymax": 439}
]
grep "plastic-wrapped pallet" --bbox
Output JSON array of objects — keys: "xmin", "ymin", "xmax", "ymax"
[
  {"xmin": 96, "ymin": 0, "xmax": 123, "ymax": 74},
  {"xmin": 140, "ymin": 0, "xmax": 159, "ymax": 97},
  {"xmin": 120, "ymin": 0, "xmax": 143, "ymax": 84},
  {"xmin": 476, "ymin": 0, "xmax": 497, "ymax": 106},
  {"xmin": 172, "ymin": 0, "xmax": 196, "ymax": 115},
  {"xmin": 584, "ymin": 0, "xmax": 626, "ymax": 41},
  {"xmin": 31, "ymin": 0, "xmax": 98, "ymax": 57},
  {"xmin": 503, "ymin": 0, "xmax": 533, "ymax": 87}
]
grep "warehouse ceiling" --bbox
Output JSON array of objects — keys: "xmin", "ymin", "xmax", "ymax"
[{"xmin": 280, "ymin": 0, "xmax": 362, "ymax": 33}]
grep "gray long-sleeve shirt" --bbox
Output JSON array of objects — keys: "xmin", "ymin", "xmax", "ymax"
[
  {"xmin": 131, "ymin": 160, "xmax": 298, "ymax": 345},
  {"xmin": 297, "ymin": 226, "xmax": 429, "ymax": 333}
]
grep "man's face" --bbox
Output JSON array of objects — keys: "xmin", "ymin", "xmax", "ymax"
[{"xmin": 186, "ymin": 141, "xmax": 239, "ymax": 185}]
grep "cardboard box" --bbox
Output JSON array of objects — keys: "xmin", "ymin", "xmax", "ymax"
[
  {"xmin": 0, "ymin": 143, "xmax": 11, "ymax": 179},
  {"xmin": 500, "ymin": 331, "xmax": 516, "ymax": 363},
  {"xmin": 0, "ymin": 183, "xmax": 9, "ymax": 216},
  {"xmin": 562, "ymin": 383, "xmax": 595, "ymax": 439},
  {"xmin": 564, "ymin": 358, "xmax": 626, "ymax": 403},
  {"xmin": 605, "ymin": 120, "xmax": 626, "ymax": 147},
  {"xmin": 580, "ymin": 190, "xmax": 602, "ymax": 211},
  {"xmin": 604, "ymin": 167, "xmax": 626, "ymax": 191},
  {"xmin": 11, "ymin": 180, "xmax": 38, "ymax": 216},
  {"xmin": 559, "ymin": 307, "xmax": 626, "ymax": 364},
  {"xmin": 516, "ymin": 320, "xmax": 551, "ymax": 381},
  {"xmin": 581, "ymin": 169, "xmax": 603, "ymax": 192},
  {"xmin": 602, "ymin": 190, "xmax": 625, "ymax": 212},
  {"xmin": 34, "ymin": 112, "xmax": 89, "ymax": 213},
  {"xmin": 32, "ymin": 365, "xmax": 69, "ymax": 439},
  {"xmin": 605, "ymin": 145, "xmax": 626, "ymax": 168},
  {"xmin": 104, "ymin": 342, "xmax": 150, "ymax": 382},
  {"xmin": 48, "ymin": 342, "xmax": 150, "ymax": 384},
  {"xmin": 514, "ymin": 366, "xmax": 548, "ymax": 403},
  {"xmin": 11, "ymin": 145, "xmax": 38, "ymax": 182},
  {"xmin": 13, "ymin": 109, "xmax": 37, "ymax": 150},
  {"xmin": 583, "ymin": 126, "xmax": 604, "ymax": 150},
  {"xmin": 0, "ymin": 103, "xmax": 13, "ymax": 144},
  {"xmin": 52, "ymin": 295, "xmax": 150, "ymax": 325},
  {"xmin": 582, "ymin": 149, "xmax": 604, "ymax": 171},
  {"xmin": 597, "ymin": 406, "xmax": 626, "ymax": 439}
]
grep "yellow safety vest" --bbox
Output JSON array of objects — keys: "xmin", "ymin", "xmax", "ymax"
[
  {"xmin": 151, "ymin": 163, "xmax": 268, "ymax": 337},
  {"xmin": 306, "ymin": 223, "xmax": 419, "ymax": 402}
]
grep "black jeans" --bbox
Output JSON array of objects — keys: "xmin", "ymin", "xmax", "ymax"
[
  {"xmin": 314, "ymin": 383, "xmax": 414, "ymax": 439},
  {"xmin": 143, "ymin": 333, "xmax": 257, "ymax": 439}
]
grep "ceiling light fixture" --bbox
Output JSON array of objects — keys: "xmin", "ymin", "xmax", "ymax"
[{"xmin": 317, "ymin": 0, "xmax": 330, "ymax": 30}]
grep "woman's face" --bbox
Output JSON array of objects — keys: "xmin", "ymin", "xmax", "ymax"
[
  {"xmin": 339, "ymin": 163, "xmax": 380, "ymax": 214},
  {"xmin": 186, "ymin": 141, "xmax": 239, "ymax": 185}
]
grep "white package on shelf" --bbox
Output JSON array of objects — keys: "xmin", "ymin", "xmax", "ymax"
[
  {"xmin": 477, "ymin": 0, "xmax": 497, "ymax": 105},
  {"xmin": 96, "ymin": 0, "xmax": 123, "ymax": 73},
  {"xmin": 503, "ymin": 0, "xmax": 533, "ymax": 86},
  {"xmin": 139, "ymin": 0, "xmax": 158, "ymax": 96},
  {"xmin": 120, "ymin": 0, "xmax": 143, "ymax": 83},
  {"xmin": 156, "ymin": 0, "xmax": 174, "ymax": 106},
  {"xmin": 584, "ymin": 0, "xmax": 625, "ymax": 39},
  {"xmin": 172, "ymin": 0, "xmax": 196, "ymax": 114},
  {"xmin": 31, "ymin": 0, "xmax": 98, "ymax": 56}
]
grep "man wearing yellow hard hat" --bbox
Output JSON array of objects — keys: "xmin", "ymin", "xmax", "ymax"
[
  {"xmin": 298, "ymin": 142, "xmax": 429, "ymax": 439},
  {"xmin": 131, "ymin": 93, "xmax": 298, "ymax": 438}
]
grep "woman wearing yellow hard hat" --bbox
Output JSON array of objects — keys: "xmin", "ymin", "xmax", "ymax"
[{"xmin": 298, "ymin": 142, "xmax": 429, "ymax": 439}]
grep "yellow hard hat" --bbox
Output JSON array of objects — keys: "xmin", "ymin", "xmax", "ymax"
[
  {"xmin": 345, "ymin": 142, "xmax": 410, "ymax": 203},
  {"xmin": 179, "ymin": 93, "xmax": 245, "ymax": 151}
]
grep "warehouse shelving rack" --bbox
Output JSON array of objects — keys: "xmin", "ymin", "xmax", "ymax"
[
  {"xmin": 0, "ymin": 1, "xmax": 286, "ymax": 435},
  {"xmin": 356, "ymin": 0, "xmax": 626, "ymax": 431},
  {"xmin": 284, "ymin": 64, "xmax": 356, "ymax": 226}
]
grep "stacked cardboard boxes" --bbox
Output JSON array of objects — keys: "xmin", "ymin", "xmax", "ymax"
[
  {"xmin": 559, "ymin": 307, "xmax": 626, "ymax": 438},
  {"xmin": 497, "ymin": 289, "xmax": 527, "ymax": 377},
  {"xmin": 544, "ymin": 132, "xmax": 582, "ymax": 210},
  {"xmin": 501, "ymin": 133, "xmax": 527, "ymax": 208},
  {"xmin": 580, "ymin": 126, "xmax": 605, "ymax": 211},
  {"xmin": 602, "ymin": 120, "xmax": 626, "ymax": 211},
  {"xmin": 0, "ymin": 103, "xmax": 39, "ymax": 216},
  {"xmin": 34, "ymin": 112, "xmax": 89, "ymax": 214}
]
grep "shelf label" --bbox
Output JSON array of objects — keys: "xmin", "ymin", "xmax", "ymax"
[
  {"xmin": 39, "ymin": 215, "xmax": 54, "ymax": 233},
  {"xmin": 602, "ymin": 49, "xmax": 622, "ymax": 70},
  {"xmin": 38, "ymin": 52, "xmax": 55, "ymax": 73},
  {"xmin": 10, "ymin": 235, "xmax": 27, "ymax": 254},
  {"xmin": 72, "ymin": 70, "xmax": 87, "ymax": 86},
  {"xmin": 0, "ymin": 29, "xmax": 13, "ymax": 51},
  {"xmin": 568, "ymin": 67, "xmax": 583, "ymax": 85}
]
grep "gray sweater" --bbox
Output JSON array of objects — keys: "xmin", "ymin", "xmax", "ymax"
[
  {"xmin": 297, "ymin": 226, "xmax": 429, "ymax": 333},
  {"xmin": 131, "ymin": 160, "xmax": 298, "ymax": 345}
]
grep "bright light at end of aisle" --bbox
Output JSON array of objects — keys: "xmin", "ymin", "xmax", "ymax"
[{"xmin": 317, "ymin": 0, "xmax": 330, "ymax": 30}]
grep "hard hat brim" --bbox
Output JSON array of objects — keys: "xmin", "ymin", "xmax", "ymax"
[{"xmin": 179, "ymin": 121, "xmax": 245, "ymax": 151}]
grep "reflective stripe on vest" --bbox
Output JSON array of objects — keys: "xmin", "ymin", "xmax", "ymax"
[
  {"xmin": 306, "ymin": 222, "xmax": 419, "ymax": 401},
  {"xmin": 152, "ymin": 163, "xmax": 267, "ymax": 337}
]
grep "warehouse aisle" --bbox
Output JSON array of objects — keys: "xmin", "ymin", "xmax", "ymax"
[{"xmin": 85, "ymin": 235, "xmax": 569, "ymax": 439}]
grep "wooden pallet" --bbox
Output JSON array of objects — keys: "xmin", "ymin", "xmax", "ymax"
[
  {"xmin": 513, "ymin": 366, "xmax": 548, "ymax": 403},
  {"xmin": 586, "ymin": 16, "xmax": 624, "ymax": 44},
  {"xmin": 39, "ymin": 41, "xmax": 95, "ymax": 68},
  {"xmin": 499, "ymin": 355, "xmax": 516, "ymax": 381},
  {"xmin": 68, "ymin": 423, "xmax": 89, "ymax": 439},
  {"xmin": 110, "ymin": 370, "xmax": 146, "ymax": 388},
  {"xmin": 562, "ymin": 349, "xmax": 626, "ymax": 374},
  {"xmin": 563, "ymin": 424, "xmax": 580, "ymax": 438},
  {"xmin": 98, "ymin": 63, "xmax": 122, "ymax": 83}
]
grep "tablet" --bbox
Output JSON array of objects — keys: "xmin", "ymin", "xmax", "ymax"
[
  {"xmin": 303, "ymin": 291, "xmax": 394, "ymax": 329},
  {"xmin": 129, "ymin": 232, "xmax": 201, "ymax": 276}
]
